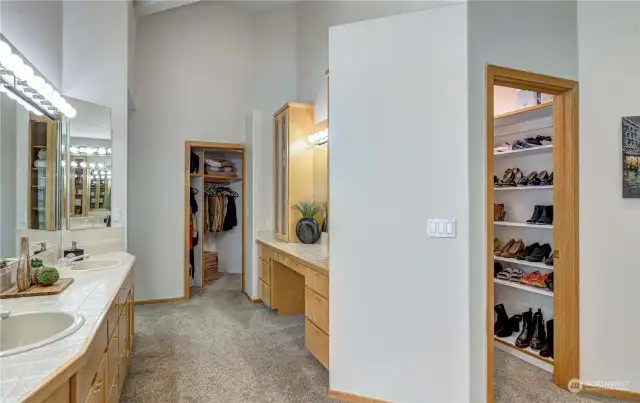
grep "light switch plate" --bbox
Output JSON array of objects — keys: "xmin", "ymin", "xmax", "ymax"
[{"xmin": 427, "ymin": 218, "xmax": 456, "ymax": 238}]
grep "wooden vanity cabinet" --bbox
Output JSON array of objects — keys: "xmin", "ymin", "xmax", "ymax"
[{"xmin": 273, "ymin": 103, "xmax": 315, "ymax": 242}]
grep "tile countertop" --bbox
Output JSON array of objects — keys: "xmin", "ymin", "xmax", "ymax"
[
  {"xmin": 0, "ymin": 251, "xmax": 136, "ymax": 403},
  {"xmin": 256, "ymin": 231, "xmax": 329, "ymax": 275}
]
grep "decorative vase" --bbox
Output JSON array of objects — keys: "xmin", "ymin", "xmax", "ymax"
[
  {"xmin": 296, "ymin": 218, "xmax": 321, "ymax": 244},
  {"xmin": 16, "ymin": 237, "xmax": 31, "ymax": 291}
]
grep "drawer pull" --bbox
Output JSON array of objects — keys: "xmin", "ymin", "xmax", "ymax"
[
  {"xmin": 315, "ymin": 330, "xmax": 321, "ymax": 336},
  {"xmin": 315, "ymin": 296, "xmax": 322, "ymax": 302},
  {"xmin": 94, "ymin": 381, "xmax": 103, "ymax": 393}
]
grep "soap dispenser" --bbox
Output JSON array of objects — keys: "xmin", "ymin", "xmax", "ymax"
[{"xmin": 64, "ymin": 241, "xmax": 85, "ymax": 260}]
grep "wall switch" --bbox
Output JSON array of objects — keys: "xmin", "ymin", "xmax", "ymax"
[{"xmin": 427, "ymin": 218, "xmax": 456, "ymax": 238}]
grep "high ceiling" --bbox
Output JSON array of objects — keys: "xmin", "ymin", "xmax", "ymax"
[{"xmin": 134, "ymin": 0, "xmax": 296, "ymax": 17}]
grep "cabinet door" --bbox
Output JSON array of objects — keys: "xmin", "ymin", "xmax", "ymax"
[
  {"xmin": 273, "ymin": 116, "xmax": 281, "ymax": 236},
  {"xmin": 280, "ymin": 110, "xmax": 289, "ymax": 239}
]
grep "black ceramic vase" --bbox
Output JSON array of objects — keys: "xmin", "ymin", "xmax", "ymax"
[{"xmin": 296, "ymin": 218, "xmax": 321, "ymax": 244}]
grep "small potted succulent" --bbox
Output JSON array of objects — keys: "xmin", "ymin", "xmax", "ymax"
[{"xmin": 293, "ymin": 201, "xmax": 323, "ymax": 244}]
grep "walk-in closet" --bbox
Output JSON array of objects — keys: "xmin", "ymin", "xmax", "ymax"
[
  {"xmin": 486, "ymin": 66, "xmax": 579, "ymax": 400},
  {"xmin": 184, "ymin": 141, "xmax": 245, "ymax": 299}
]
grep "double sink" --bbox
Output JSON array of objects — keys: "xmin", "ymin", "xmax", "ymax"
[{"xmin": 0, "ymin": 256, "xmax": 123, "ymax": 358}]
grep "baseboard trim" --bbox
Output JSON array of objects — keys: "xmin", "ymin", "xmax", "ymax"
[
  {"xmin": 135, "ymin": 297, "xmax": 185, "ymax": 305},
  {"xmin": 584, "ymin": 385, "xmax": 640, "ymax": 401},
  {"xmin": 328, "ymin": 390, "xmax": 391, "ymax": 403},
  {"xmin": 244, "ymin": 292, "xmax": 262, "ymax": 304}
]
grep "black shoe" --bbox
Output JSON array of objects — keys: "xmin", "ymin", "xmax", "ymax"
[
  {"xmin": 526, "ymin": 243, "xmax": 552, "ymax": 262},
  {"xmin": 540, "ymin": 320, "xmax": 554, "ymax": 358},
  {"xmin": 516, "ymin": 309, "xmax": 534, "ymax": 348},
  {"xmin": 516, "ymin": 242, "xmax": 539, "ymax": 260},
  {"xmin": 494, "ymin": 262, "xmax": 504, "ymax": 277},
  {"xmin": 530, "ymin": 309, "xmax": 546, "ymax": 350},
  {"xmin": 494, "ymin": 304, "xmax": 509, "ymax": 336},
  {"xmin": 496, "ymin": 314, "xmax": 523, "ymax": 338},
  {"xmin": 544, "ymin": 254, "xmax": 554, "ymax": 266},
  {"xmin": 545, "ymin": 272, "xmax": 554, "ymax": 292},
  {"xmin": 536, "ymin": 205, "xmax": 553, "ymax": 225},
  {"xmin": 526, "ymin": 206, "xmax": 543, "ymax": 223}
]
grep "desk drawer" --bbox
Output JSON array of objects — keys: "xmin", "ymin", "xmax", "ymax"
[
  {"xmin": 278, "ymin": 255, "xmax": 308, "ymax": 276},
  {"xmin": 305, "ymin": 318, "xmax": 329, "ymax": 369},
  {"xmin": 305, "ymin": 270, "xmax": 329, "ymax": 298},
  {"xmin": 258, "ymin": 258, "xmax": 271, "ymax": 285},
  {"xmin": 305, "ymin": 287, "xmax": 329, "ymax": 333},
  {"xmin": 259, "ymin": 280, "xmax": 271, "ymax": 308}
]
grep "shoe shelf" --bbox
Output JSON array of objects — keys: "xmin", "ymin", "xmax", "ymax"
[
  {"xmin": 494, "ymin": 185, "xmax": 553, "ymax": 191},
  {"xmin": 494, "ymin": 255, "xmax": 553, "ymax": 270},
  {"xmin": 494, "ymin": 333, "xmax": 554, "ymax": 365},
  {"xmin": 494, "ymin": 221, "xmax": 552, "ymax": 229},
  {"xmin": 494, "ymin": 144, "xmax": 553, "ymax": 157},
  {"xmin": 494, "ymin": 278, "xmax": 553, "ymax": 297},
  {"xmin": 494, "ymin": 102, "xmax": 553, "ymax": 128}
]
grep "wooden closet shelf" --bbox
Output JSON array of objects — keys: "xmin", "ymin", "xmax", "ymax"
[
  {"xmin": 31, "ymin": 145, "xmax": 47, "ymax": 149},
  {"xmin": 494, "ymin": 102, "xmax": 553, "ymax": 127},
  {"xmin": 203, "ymin": 174, "xmax": 242, "ymax": 181}
]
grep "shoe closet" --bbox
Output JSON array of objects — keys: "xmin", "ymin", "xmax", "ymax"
[
  {"xmin": 184, "ymin": 141, "xmax": 246, "ymax": 300},
  {"xmin": 486, "ymin": 66, "xmax": 579, "ymax": 399}
]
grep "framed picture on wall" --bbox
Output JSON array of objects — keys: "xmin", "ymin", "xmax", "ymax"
[{"xmin": 622, "ymin": 116, "xmax": 640, "ymax": 198}]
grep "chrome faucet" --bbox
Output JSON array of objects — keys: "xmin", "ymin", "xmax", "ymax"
[
  {"xmin": 34, "ymin": 242, "xmax": 47, "ymax": 255},
  {"xmin": 69, "ymin": 254, "xmax": 91, "ymax": 262}
]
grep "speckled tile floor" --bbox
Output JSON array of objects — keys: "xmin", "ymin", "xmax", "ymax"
[{"xmin": 121, "ymin": 274, "xmax": 629, "ymax": 403}]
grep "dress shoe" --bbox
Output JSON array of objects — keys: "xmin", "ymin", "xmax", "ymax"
[
  {"xmin": 526, "ymin": 206, "xmax": 543, "ymax": 223},
  {"xmin": 536, "ymin": 205, "xmax": 553, "ymax": 225},
  {"xmin": 544, "ymin": 254, "xmax": 554, "ymax": 266},
  {"xmin": 526, "ymin": 244, "xmax": 552, "ymax": 262},
  {"xmin": 495, "ymin": 239, "xmax": 515, "ymax": 256},
  {"xmin": 516, "ymin": 242, "xmax": 539, "ymax": 260},
  {"xmin": 530, "ymin": 309, "xmax": 546, "ymax": 350},
  {"xmin": 496, "ymin": 314, "xmax": 523, "ymax": 338},
  {"xmin": 515, "ymin": 309, "xmax": 534, "ymax": 348},
  {"xmin": 540, "ymin": 320, "xmax": 554, "ymax": 358},
  {"xmin": 494, "ymin": 304, "xmax": 509, "ymax": 336},
  {"xmin": 545, "ymin": 272, "xmax": 554, "ymax": 292},
  {"xmin": 502, "ymin": 239, "xmax": 524, "ymax": 258}
]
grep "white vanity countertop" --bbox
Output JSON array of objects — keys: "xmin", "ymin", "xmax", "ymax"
[
  {"xmin": 0, "ymin": 251, "xmax": 136, "ymax": 403},
  {"xmin": 256, "ymin": 231, "xmax": 329, "ymax": 274}
]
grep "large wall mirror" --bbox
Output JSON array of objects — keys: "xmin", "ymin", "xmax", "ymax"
[
  {"xmin": 63, "ymin": 97, "xmax": 112, "ymax": 230},
  {"xmin": 0, "ymin": 93, "xmax": 63, "ymax": 260}
]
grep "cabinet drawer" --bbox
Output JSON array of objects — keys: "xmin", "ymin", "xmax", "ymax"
[
  {"xmin": 258, "ymin": 258, "xmax": 271, "ymax": 285},
  {"xmin": 118, "ymin": 349, "xmax": 128, "ymax": 394},
  {"xmin": 305, "ymin": 287, "xmax": 329, "ymax": 333},
  {"xmin": 278, "ymin": 255, "xmax": 308, "ymax": 276},
  {"xmin": 305, "ymin": 269, "xmax": 329, "ymax": 298},
  {"xmin": 259, "ymin": 280, "xmax": 271, "ymax": 308},
  {"xmin": 258, "ymin": 245, "xmax": 272, "ymax": 261},
  {"xmin": 108, "ymin": 383, "xmax": 118, "ymax": 403},
  {"xmin": 107, "ymin": 300, "xmax": 119, "ymax": 337},
  {"xmin": 305, "ymin": 318, "xmax": 329, "ymax": 369},
  {"xmin": 118, "ymin": 309, "xmax": 127, "ymax": 353},
  {"xmin": 76, "ymin": 318, "xmax": 107, "ymax": 402},
  {"xmin": 107, "ymin": 336, "xmax": 119, "ymax": 387}
]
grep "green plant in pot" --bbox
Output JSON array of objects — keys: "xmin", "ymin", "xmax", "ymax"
[{"xmin": 293, "ymin": 201, "xmax": 322, "ymax": 244}]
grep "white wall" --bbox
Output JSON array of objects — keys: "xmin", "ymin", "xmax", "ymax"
[
  {"xmin": 0, "ymin": 0, "xmax": 63, "ymax": 90},
  {"xmin": 329, "ymin": 4, "xmax": 469, "ymax": 401},
  {"xmin": 0, "ymin": 95, "xmax": 18, "ymax": 257},
  {"xmin": 578, "ymin": 1, "xmax": 640, "ymax": 392},
  {"xmin": 296, "ymin": 1, "xmax": 442, "ymax": 122},
  {"xmin": 62, "ymin": 1, "xmax": 129, "ymax": 237},
  {"xmin": 466, "ymin": 1, "xmax": 578, "ymax": 400},
  {"xmin": 129, "ymin": 2, "xmax": 251, "ymax": 301}
]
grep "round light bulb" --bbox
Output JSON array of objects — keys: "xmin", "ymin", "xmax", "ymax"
[
  {"xmin": 101, "ymin": 170, "xmax": 106, "ymax": 175},
  {"xmin": 97, "ymin": 147, "xmax": 106, "ymax": 155},
  {"xmin": 41, "ymin": 84, "xmax": 53, "ymax": 97},
  {"xmin": 89, "ymin": 163, "xmax": 96, "ymax": 168},
  {"xmin": 5, "ymin": 53, "xmax": 23, "ymax": 73},
  {"xmin": 16, "ymin": 64, "xmax": 34, "ymax": 82},
  {"xmin": 98, "ymin": 163, "xmax": 105, "ymax": 169},
  {"xmin": 107, "ymin": 148, "xmax": 112, "ymax": 154},
  {"xmin": 61, "ymin": 160, "xmax": 66, "ymax": 167},
  {"xmin": 80, "ymin": 162, "xmax": 87, "ymax": 168},
  {"xmin": 107, "ymin": 170, "xmax": 112, "ymax": 175},
  {"xmin": 70, "ymin": 146, "xmax": 78, "ymax": 154},
  {"xmin": 77, "ymin": 147, "xmax": 86, "ymax": 154},
  {"xmin": 67, "ymin": 107, "xmax": 77, "ymax": 118},
  {"xmin": 86, "ymin": 147, "xmax": 95, "ymax": 155},
  {"xmin": 92, "ymin": 170, "xmax": 98, "ymax": 175},
  {"xmin": 28, "ymin": 75, "xmax": 45, "ymax": 91},
  {"xmin": 70, "ymin": 161, "xmax": 78, "ymax": 168}
]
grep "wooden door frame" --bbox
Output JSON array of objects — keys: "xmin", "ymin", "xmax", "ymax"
[
  {"xmin": 184, "ymin": 141, "xmax": 246, "ymax": 300},
  {"xmin": 485, "ymin": 65, "xmax": 579, "ymax": 402}
]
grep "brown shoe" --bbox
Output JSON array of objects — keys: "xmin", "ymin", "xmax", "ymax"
[
  {"xmin": 502, "ymin": 239, "xmax": 524, "ymax": 258},
  {"xmin": 495, "ymin": 239, "xmax": 515, "ymax": 256},
  {"xmin": 494, "ymin": 204, "xmax": 505, "ymax": 221}
]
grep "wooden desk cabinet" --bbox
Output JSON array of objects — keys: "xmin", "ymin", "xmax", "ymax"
[{"xmin": 258, "ymin": 243, "xmax": 329, "ymax": 369}]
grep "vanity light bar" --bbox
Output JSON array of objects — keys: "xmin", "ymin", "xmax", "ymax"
[
  {"xmin": 308, "ymin": 129, "xmax": 328, "ymax": 146},
  {"xmin": 0, "ymin": 39, "xmax": 76, "ymax": 118},
  {"xmin": 69, "ymin": 146, "xmax": 112, "ymax": 156}
]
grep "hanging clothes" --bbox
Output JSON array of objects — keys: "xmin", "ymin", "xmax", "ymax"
[
  {"xmin": 203, "ymin": 184, "xmax": 238, "ymax": 233},
  {"xmin": 222, "ymin": 195, "xmax": 237, "ymax": 231}
]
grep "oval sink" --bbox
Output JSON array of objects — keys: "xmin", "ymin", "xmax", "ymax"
[
  {"xmin": 72, "ymin": 259, "xmax": 122, "ymax": 271},
  {"xmin": 0, "ymin": 311, "xmax": 85, "ymax": 357}
]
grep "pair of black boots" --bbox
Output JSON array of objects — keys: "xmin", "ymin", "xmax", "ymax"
[
  {"xmin": 494, "ymin": 304, "xmax": 554, "ymax": 358},
  {"xmin": 527, "ymin": 205, "xmax": 553, "ymax": 225}
]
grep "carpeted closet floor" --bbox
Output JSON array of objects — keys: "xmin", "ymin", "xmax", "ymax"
[{"xmin": 121, "ymin": 274, "xmax": 629, "ymax": 403}]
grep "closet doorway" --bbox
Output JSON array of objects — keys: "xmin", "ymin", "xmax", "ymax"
[
  {"xmin": 486, "ymin": 66, "xmax": 578, "ymax": 401},
  {"xmin": 184, "ymin": 141, "xmax": 246, "ymax": 300}
]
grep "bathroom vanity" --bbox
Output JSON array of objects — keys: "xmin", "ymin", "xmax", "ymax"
[
  {"xmin": 256, "ymin": 233, "xmax": 329, "ymax": 368},
  {"xmin": 0, "ymin": 252, "xmax": 136, "ymax": 403}
]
